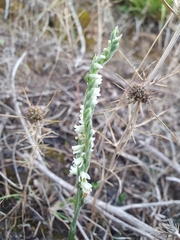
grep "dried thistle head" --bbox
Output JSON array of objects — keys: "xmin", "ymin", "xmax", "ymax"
[
  {"xmin": 26, "ymin": 106, "xmax": 44, "ymax": 124},
  {"xmin": 127, "ymin": 84, "xmax": 149, "ymax": 104}
]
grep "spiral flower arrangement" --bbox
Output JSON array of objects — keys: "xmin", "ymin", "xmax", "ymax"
[{"xmin": 68, "ymin": 27, "xmax": 122, "ymax": 240}]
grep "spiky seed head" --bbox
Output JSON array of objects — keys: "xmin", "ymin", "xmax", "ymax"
[
  {"xmin": 26, "ymin": 106, "xmax": 44, "ymax": 123},
  {"xmin": 127, "ymin": 84, "xmax": 149, "ymax": 104}
]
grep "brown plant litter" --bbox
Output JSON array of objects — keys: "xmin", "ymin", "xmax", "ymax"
[{"xmin": 0, "ymin": 0, "xmax": 180, "ymax": 239}]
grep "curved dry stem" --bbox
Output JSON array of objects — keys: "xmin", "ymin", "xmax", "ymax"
[{"xmin": 140, "ymin": 140, "xmax": 180, "ymax": 174}]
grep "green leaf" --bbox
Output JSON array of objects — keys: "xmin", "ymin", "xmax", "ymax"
[
  {"xmin": 91, "ymin": 181, "xmax": 100, "ymax": 189},
  {"xmin": 118, "ymin": 192, "xmax": 128, "ymax": 204}
]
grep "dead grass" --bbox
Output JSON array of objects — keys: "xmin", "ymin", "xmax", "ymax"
[{"xmin": 0, "ymin": 0, "xmax": 180, "ymax": 239}]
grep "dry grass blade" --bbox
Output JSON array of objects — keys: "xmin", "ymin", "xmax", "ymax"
[{"xmin": 147, "ymin": 104, "xmax": 179, "ymax": 144}]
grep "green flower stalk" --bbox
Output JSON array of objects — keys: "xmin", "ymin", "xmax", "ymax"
[{"xmin": 68, "ymin": 27, "xmax": 121, "ymax": 240}]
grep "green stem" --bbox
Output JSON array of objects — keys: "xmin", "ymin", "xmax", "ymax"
[
  {"xmin": 68, "ymin": 26, "xmax": 122, "ymax": 239},
  {"xmin": 68, "ymin": 185, "xmax": 83, "ymax": 240}
]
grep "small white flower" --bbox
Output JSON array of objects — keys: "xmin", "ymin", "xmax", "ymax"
[
  {"xmin": 80, "ymin": 104, "xmax": 84, "ymax": 111},
  {"xmin": 92, "ymin": 129, "xmax": 95, "ymax": 135},
  {"xmin": 98, "ymin": 54, "xmax": 106, "ymax": 60},
  {"xmin": 77, "ymin": 105, "xmax": 84, "ymax": 125},
  {"xmin": 79, "ymin": 171, "xmax": 92, "ymax": 196},
  {"xmin": 91, "ymin": 137, "xmax": 95, "ymax": 148},
  {"xmin": 88, "ymin": 73, "xmax": 102, "ymax": 81},
  {"xmin": 73, "ymin": 156, "xmax": 84, "ymax": 166},
  {"xmin": 80, "ymin": 105, "xmax": 84, "ymax": 120},
  {"xmin": 80, "ymin": 171, "xmax": 91, "ymax": 181},
  {"xmin": 92, "ymin": 87, "xmax": 101, "ymax": 104},
  {"xmin": 92, "ymin": 88, "xmax": 100, "ymax": 105},
  {"xmin": 72, "ymin": 144, "xmax": 84, "ymax": 154},
  {"xmin": 86, "ymin": 73, "xmax": 102, "ymax": 84},
  {"xmin": 69, "ymin": 165, "xmax": 78, "ymax": 175},
  {"xmin": 81, "ymin": 181, "xmax": 92, "ymax": 194},
  {"xmin": 93, "ymin": 88, "xmax": 101, "ymax": 96},
  {"xmin": 96, "ymin": 78, "xmax": 102, "ymax": 85},
  {"xmin": 92, "ymin": 97, "xmax": 98, "ymax": 105},
  {"xmin": 93, "ymin": 63, "xmax": 103, "ymax": 69},
  {"xmin": 74, "ymin": 125, "xmax": 84, "ymax": 134},
  {"xmin": 79, "ymin": 119, "xmax": 84, "ymax": 125}
]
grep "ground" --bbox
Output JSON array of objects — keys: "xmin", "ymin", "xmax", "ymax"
[{"xmin": 0, "ymin": 0, "xmax": 180, "ymax": 240}]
